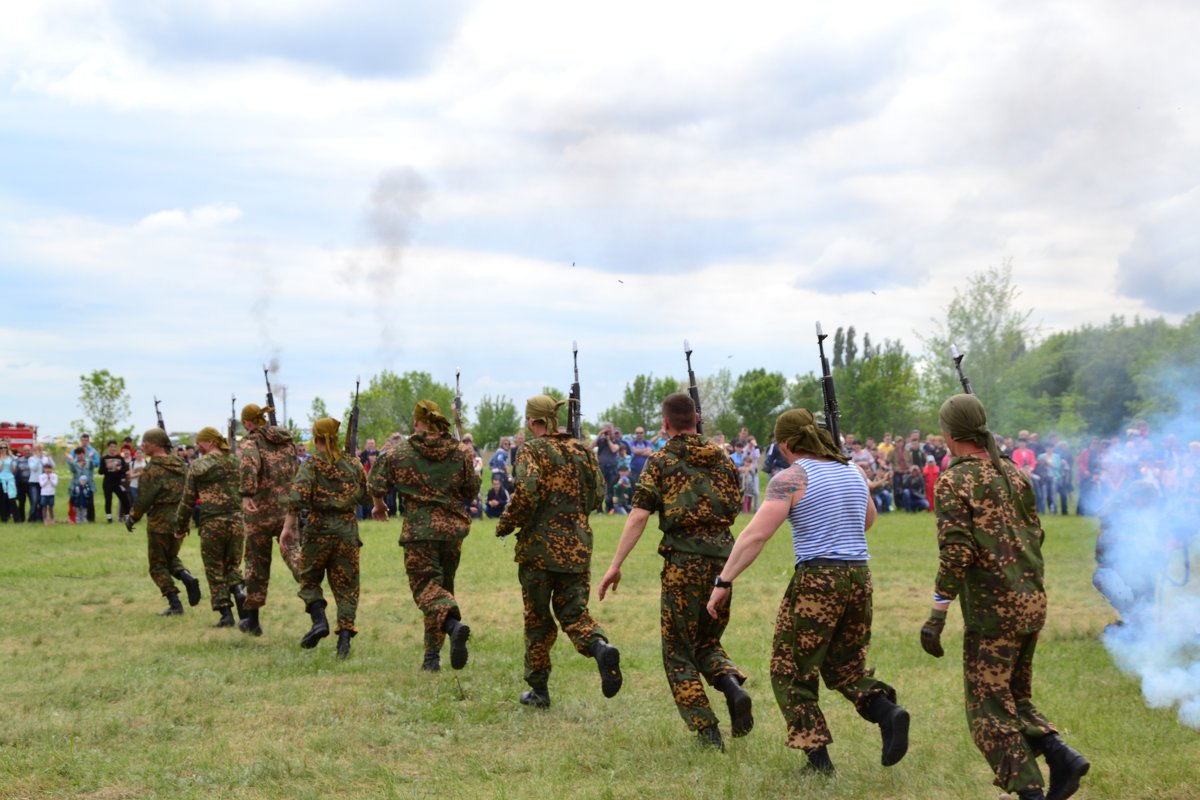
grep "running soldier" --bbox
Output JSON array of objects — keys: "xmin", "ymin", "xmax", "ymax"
[{"xmin": 369, "ymin": 400, "xmax": 480, "ymax": 672}]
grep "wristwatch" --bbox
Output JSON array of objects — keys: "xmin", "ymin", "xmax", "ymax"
[{"xmin": 713, "ymin": 576, "xmax": 733, "ymax": 589}]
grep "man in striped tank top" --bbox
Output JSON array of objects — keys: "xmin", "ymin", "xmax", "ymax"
[{"xmin": 707, "ymin": 408, "xmax": 909, "ymax": 775}]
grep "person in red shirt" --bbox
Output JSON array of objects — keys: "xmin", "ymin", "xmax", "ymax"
[{"xmin": 922, "ymin": 455, "xmax": 940, "ymax": 510}]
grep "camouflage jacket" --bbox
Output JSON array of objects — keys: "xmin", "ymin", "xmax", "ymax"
[
  {"xmin": 175, "ymin": 451, "xmax": 242, "ymax": 533},
  {"xmin": 239, "ymin": 425, "xmax": 298, "ymax": 518},
  {"xmin": 632, "ymin": 433, "xmax": 740, "ymax": 560},
  {"xmin": 497, "ymin": 432, "xmax": 604, "ymax": 573},
  {"xmin": 130, "ymin": 453, "xmax": 187, "ymax": 536},
  {"xmin": 368, "ymin": 431, "xmax": 480, "ymax": 544},
  {"xmin": 288, "ymin": 454, "xmax": 367, "ymax": 540},
  {"xmin": 934, "ymin": 455, "xmax": 1047, "ymax": 636}
]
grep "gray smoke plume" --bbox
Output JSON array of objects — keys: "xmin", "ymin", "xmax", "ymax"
[{"xmin": 1095, "ymin": 379, "xmax": 1200, "ymax": 730}]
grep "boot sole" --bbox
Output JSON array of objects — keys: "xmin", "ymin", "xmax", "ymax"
[
  {"xmin": 598, "ymin": 646, "xmax": 622, "ymax": 698},
  {"xmin": 881, "ymin": 707, "xmax": 910, "ymax": 766},
  {"xmin": 238, "ymin": 620, "xmax": 263, "ymax": 637},
  {"xmin": 300, "ymin": 627, "xmax": 329, "ymax": 649},
  {"xmin": 728, "ymin": 691, "xmax": 754, "ymax": 737},
  {"xmin": 1047, "ymin": 757, "xmax": 1090, "ymax": 800},
  {"xmin": 449, "ymin": 623, "xmax": 471, "ymax": 670},
  {"xmin": 184, "ymin": 580, "xmax": 202, "ymax": 607}
]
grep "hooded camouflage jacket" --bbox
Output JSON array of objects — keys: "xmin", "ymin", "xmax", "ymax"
[
  {"xmin": 498, "ymin": 432, "xmax": 604, "ymax": 573},
  {"xmin": 934, "ymin": 454, "xmax": 1047, "ymax": 636},
  {"xmin": 130, "ymin": 453, "xmax": 187, "ymax": 536},
  {"xmin": 288, "ymin": 453, "xmax": 367, "ymax": 539},
  {"xmin": 175, "ymin": 451, "xmax": 242, "ymax": 532},
  {"xmin": 368, "ymin": 431, "xmax": 480, "ymax": 544},
  {"xmin": 239, "ymin": 425, "xmax": 298, "ymax": 514},
  {"xmin": 632, "ymin": 433, "xmax": 741, "ymax": 560}
]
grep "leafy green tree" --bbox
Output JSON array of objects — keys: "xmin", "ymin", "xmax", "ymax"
[
  {"xmin": 472, "ymin": 394, "xmax": 521, "ymax": 449},
  {"xmin": 845, "ymin": 326, "xmax": 858, "ymax": 365},
  {"xmin": 74, "ymin": 369, "xmax": 132, "ymax": 442},
  {"xmin": 731, "ymin": 368, "xmax": 786, "ymax": 442},
  {"xmin": 833, "ymin": 327, "xmax": 845, "ymax": 368},
  {"xmin": 598, "ymin": 374, "xmax": 681, "ymax": 434},
  {"xmin": 349, "ymin": 371, "xmax": 457, "ymax": 444},
  {"xmin": 307, "ymin": 396, "xmax": 329, "ymax": 426},
  {"xmin": 1134, "ymin": 312, "xmax": 1200, "ymax": 430},
  {"xmin": 696, "ymin": 368, "xmax": 739, "ymax": 438}
]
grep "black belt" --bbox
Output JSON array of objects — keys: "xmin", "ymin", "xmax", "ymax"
[{"xmin": 796, "ymin": 558, "xmax": 868, "ymax": 569}]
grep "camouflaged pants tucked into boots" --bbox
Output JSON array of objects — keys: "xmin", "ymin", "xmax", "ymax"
[
  {"xmin": 661, "ymin": 552, "xmax": 746, "ymax": 732},
  {"xmin": 242, "ymin": 515, "xmax": 302, "ymax": 610},
  {"xmin": 199, "ymin": 515, "xmax": 245, "ymax": 611},
  {"xmin": 298, "ymin": 532, "xmax": 361, "ymax": 634},
  {"xmin": 402, "ymin": 539, "xmax": 463, "ymax": 654},
  {"xmin": 771, "ymin": 563, "xmax": 896, "ymax": 750},
  {"xmin": 964, "ymin": 630, "xmax": 1056, "ymax": 793},
  {"xmin": 147, "ymin": 532, "xmax": 186, "ymax": 597},
  {"xmin": 518, "ymin": 563, "xmax": 606, "ymax": 689}
]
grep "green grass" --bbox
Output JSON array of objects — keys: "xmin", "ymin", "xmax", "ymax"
[{"xmin": 1, "ymin": 509, "xmax": 1197, "ymax": 799}]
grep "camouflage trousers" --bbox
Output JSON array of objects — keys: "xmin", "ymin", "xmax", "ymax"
[
  {"xmin": 518, "ymin": 563, "xmax": 606, "ymax": 689},
  {"xmin": 147, "ymin": 532, "xmax": 187, "ymax": 597},
  {"xmin": 963, "ymin": 630, "xmax": 1056, "ymax": 793},
  {"xmin": 771, "ymin": 563, "xmax": 896, "ymax": 750},
  {"xmin": 298, "ymin": 532, "xmax": 361, "ymax": 634},
  {"xmin": 242, "ymin": 515, "xmax": 302, "ymax": 610},
  {"xmin": 198, "ymin": 515, "xmax": 245, "ymax": 611},
  {"xmin": 661, "ymin": 553, "xmax": 746, "ymax": 731},
  {"xmin": 402, "ymin": 539, "xmax": 463, "ymax": 653}
]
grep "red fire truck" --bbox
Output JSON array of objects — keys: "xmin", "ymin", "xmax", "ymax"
[{"xmin": 0, "ymin": 421, "xmax": 38, "ymax": 449}]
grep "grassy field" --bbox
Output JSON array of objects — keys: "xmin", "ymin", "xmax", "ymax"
[{"xmin": 1, "ymin": 507, "xmax": 1197, "ymax": 800}]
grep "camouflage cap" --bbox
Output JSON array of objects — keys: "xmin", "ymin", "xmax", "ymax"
[
  {"xmin": 241, "ymin": 403, "xmax": 273, "ymax": 426},
  {"xmin": 774, "ymin": 408, "xmax": 849, "ymax": 464},
  {"xmin": 312, "ymin": 417, "xmax": 340, "ymax": 464},
  {"xmin": 938, "ymin": 393, "xmax": 1010, "ymax": 495},
  {"xmin": 195, "ymin": 426, "xmax": 230, "ymax": 453},
  {"xmin": 525, "ymin": 395, "xmax": 564, "ymax": 432},
  {"xmin": 142, "ymin": 428, "xmax": 171, "ymax": 449},
  {"xmin": 413, "ymin": 399, "xmax": 451, "ymax": 433}
]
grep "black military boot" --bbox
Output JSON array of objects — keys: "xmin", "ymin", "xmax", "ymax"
[
  {"xmin": 519, "ymin": 686, "xmax": 551, "ymax": 709},
  {"xmin": 239, "ymin": 607, "xmax": 263, "ymax": 636},
  {"xmin": 866, "ymin": 693, "xmax": 911, "ymax": 767},
  {"xmin": 1042, "ymin": 734, "xmax": 1090, "ymax": 800},
  {"xmin": 588, "ymin": 639, "xmax": 623, "ymax": 698},
  {"xmin": 174, "ymin": 569, "xmax": 202, "ymax": 607},
  {"xmin": 336, "ymin": 630, "xmax": 353, "ymax": 659},
  {"xmin": 158, "ymin": 592, "xmax": 184, "ymax": 616},
  {"xmin": 1018, "ymin": 789, "xmax": 1047, "ymax": 800},
  {"xmin": 300, "ymin": 600, "xmax": 330, "ymax": 649},
  {"xmin": 714, "ymin": 674, "xmax": 753, "ymax": 737},
  {"xmin": 803, "ymin": 745, "xmax": 835, "ymax": 775},
  {"xmin": 213, "ymin": 607, "xmax": 235, "ymax": 628},
  {"xmin": 421, "ymin": 651, "xmax": 441, "ymax": 672},
  {"xmin": 696, "ymin": 724, "xmax": 725, "ymax": 752},
  {"xmin": 443, "ymin": 617, "xmax": 471, "ymax": 670},
  {"xmin": 231, "ymin": 583, "xmax": 247, "ymax": 621}
]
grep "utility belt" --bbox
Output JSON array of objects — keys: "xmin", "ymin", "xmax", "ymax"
[{"xmin": 796, "ymin": 558, "xmax": 868, "ymax": 569}]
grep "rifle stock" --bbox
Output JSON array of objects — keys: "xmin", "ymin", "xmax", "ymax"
[
  {"xmin": 815, "ymin": 322, "xmax": 842, "ymax": 452},
  {"xmin": 684, "ymin": 339, "xmax": 703, "ymax": 434}
]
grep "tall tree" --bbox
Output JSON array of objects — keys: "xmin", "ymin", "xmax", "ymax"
[
  {"xmin": 307, "ymin": 396, "xmax": 329, "ymax": 427},
  {"xmin": 731, "ymin": 368, "xmax": 787, "ymax": 442},
  {"xmin": 696, "ymin": 368, "xmax": 739, "ymax": 438},
  {"xmin": 74, "ymin": 369, "xmax": 131, "ymax": 441},
  {"xmin": 845, "ymin": 325, "xmax": 858, "ymax": 365},
  {"xmin": 349, "ymin": 370, "xmax": 457, "ymax": 445},
  {"xmin": 598, "ymin": 373, "xmax": 681, "ymax": 434},
  {"xmin": 833, "ymin": 327, "xmax": 846, "ymax": 369},
  {"xmin": 472, "ymin": 394, "xmax": 521, "ymax": 449}
]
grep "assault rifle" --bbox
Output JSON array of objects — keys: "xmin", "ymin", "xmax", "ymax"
[
  {"xmin": 154, "ymin": 397, "xmax": 166, "ymax": 432},
  {"xmin": 229, "ymin": 394, "xmax": 238, "ymax": 455},
  {"xmin": 949, "ymin": 344, "xmax": 975, "ymax": 395},
  {"xmin": 454, "ymin": 369, "xmax": 465, "ymax": 440},
  {"xmin": 684, "ymin": 339, "xmax": 703, "ymax": 434},
  {"xmin": 262, "ymin": 367, "xmax": 278, "ymax": 426},
  {"xmin": 344, "ymin": 378, "xmax": 360, "ymax": 456},
  {"xmin": 567, "ymin": 341, "xmax": 582, "ymax": 439},
  {"xmin": 815, "ymin": 322, "xmax": 842, "ymax": 452}
]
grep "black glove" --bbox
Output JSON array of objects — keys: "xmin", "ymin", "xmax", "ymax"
[
  {"xmin": 920, "ymin": 608, "xmax": 947, "ymax": 658},
  {"xmin": 123, "ymin": 514, "xmax": 135, "ymax": 533}
]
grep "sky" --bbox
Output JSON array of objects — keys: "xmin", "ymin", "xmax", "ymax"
[{"xmin": 2, "ymin": 0, "xmax": 1198, "ymax": 438}]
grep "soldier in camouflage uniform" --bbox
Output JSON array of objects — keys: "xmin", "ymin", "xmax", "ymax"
[
  {"xmin": 920, "ymin": 394, "xmax": 1089, "ymax": 800},
  {"xmin": 599, "ymin": 392, "xmax": 751, "ymax": 751},
  {"xmin": 124, "ymin": 428, "xmax": 202, "ymax": 616},
  {"xmin": 174, "ymin": 427, "xmax": 246, "ymax": 628},
  {"xmin": 708, "ymin": 409, "xmax": 909, "ymax": 775},
  {"xmin": 496, "ymin": 394, "xmax": 622, "ymax": 708},
  {"xmin": 281, "ymin": 417, "xmax": 368, "ymax": 659},
  {"xmin": 237, "ymin": 402, "xmax": 301, "ymax": 636},
  {"xmin": 369, "ymin": 400, "xmax": 480, "ymax": 672}
]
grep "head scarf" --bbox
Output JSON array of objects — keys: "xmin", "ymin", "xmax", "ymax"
[
  {"xmin": 195, "ymin": 426, "xmax": 230, "ymax": 453},
  {"xmin": 241, "ymin": 403, "xmax": 272, "ymax": 426},
  {"xmin": 938, "ymin": 393, "xmax": 1011, "ymax": 495},
  {"xmin": 142, "ymin": 428, "xmax": 171, "ymax": 450},
  {"xmin": 525, "ymin": 395, "xmax": 565, "ymax": 433},
  {"xmin": 312, "ymin": 417, "xmax": 341, "ymax": 464},
  {"xmin": 413, "ymin": 399, "xmax": 451, "ymax": 433},
  {"xmin": 774, "ymin": 408, "xmax": 849, "ymax": 464}
]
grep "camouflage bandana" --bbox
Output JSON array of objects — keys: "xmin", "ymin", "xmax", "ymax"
[
  {"xmin": 774, "ymin": 408, "xmax": 849, "ymax": 464},
  {"xmin": 413, "ymin": 399, "xmax": 451, "ymax": 433},
  {"xmin": 938, "ymin": 393, "xmax": 1010, "ymax": 495},
  {"xmin": 241, "ymin": 403, "xmax": 273, "ymax": 426},
  {"xmin": 142, "ymin": 428, "xmax": 171, "ymax": 449},
  {"xmin": 525, "ymin": 394, "xmax": 564, "ymax": 432},
  {"xmin": 312, "ymin": 417, "xmax": 341, "ymax": 464},
  {"xmin": 195, "ymin": 426, "xmax": 230, "ymax": 453}
]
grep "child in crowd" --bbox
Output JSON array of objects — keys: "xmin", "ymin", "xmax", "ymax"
[
  {"xmin": 38, "ymin": 461, "xmax": 57, "ymax": 525},
  {"xmin": 71, "ymin": 475, "xmax": 93, "ymax": 524},
  {"xmin": 611, "ymin": 465, "xmax": 633, "ymax": 515}
]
